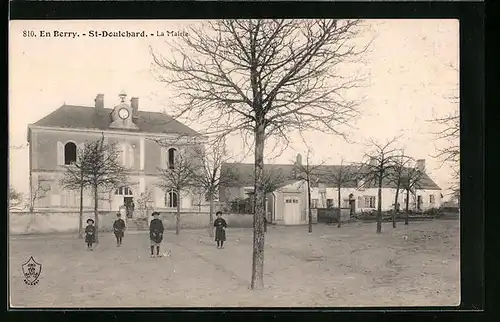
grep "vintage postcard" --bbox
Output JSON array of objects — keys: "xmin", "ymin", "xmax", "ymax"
[{"xmin": 9, "ymin": 19, "xmax": 460, "ymax": 307}]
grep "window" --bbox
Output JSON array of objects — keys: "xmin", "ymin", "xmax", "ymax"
[
  {"xmin": 168, "ymin": 148, "xmax": 177, "ymax": 169},
  {"xmin": 429, "ymin": 194, "xmax": 435, "ymax": 204},
  {"xmin": 64, "ymin": 142, "xmax": 77, "ymax": 165},
  {"xmin": 311, "ymin": 199, "xmax": 319, "ymax": 208},
  {"xmin": 326, "ymin": 199, "xmax": 334, "ymax": 208},
  {"xmin": 120, "ymin": 143, "xmax": 134, "ymax": 168},
  {"xmin": 62, "ymin": 190, "xmax": 79, "ymax": 207},
  {"xmin": 363, "ymin": 196, "xmax": 376, "ymax": 208},
  {"xmin": 115, "ymin": 187, "xmax": 133, "ymax": 196},
  {"xmin": 165, "ymin": 190, "xmax": 178, "ymax": 208},
  {"xmin": 293, "ymin": 199, "xmax": 298, "ymax": 204}
]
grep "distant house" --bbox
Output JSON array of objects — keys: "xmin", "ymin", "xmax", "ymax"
[
  {"xmin": 219, "ymin": 154, "xmax": 442, "ymax": 225},
  {"xmin": 27, "ymin": 93, "xmax": 207, "ymax": 216}
]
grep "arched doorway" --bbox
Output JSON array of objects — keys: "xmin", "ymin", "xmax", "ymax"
[{"xmin": 115, "ymin": 186, "xmax": 135, "ymax": 218}]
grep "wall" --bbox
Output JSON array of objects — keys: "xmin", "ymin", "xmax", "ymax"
[
  {"xmin": 151, "ymin": 212, "xmax": 253, "ymax": 230},
  {"xmin": 31, "ymin": 130, "xmax": 100, "ymax": 171},
  {"xmin": 9, "ymin": 211, "xmax": 120, "ymax": 235},
  {"xmin": 29, "ymin": 128, "xmax": 208, "ymax": 212},
  {"xmin": 9, "ymin": 211, "xmax": 253, "ymax": 235},
  {"xmin": 219, "ymin": 186, "xmax": 248, "ymax": 202}
]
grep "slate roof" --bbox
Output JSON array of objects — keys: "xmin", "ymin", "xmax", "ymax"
[
  {"xmin": 220, "ymin": 162, "xmax": 441, "ymax": 190},
  {"xmin": 31, "ymin": 105, "xmax": 200, "ymax": 136}
]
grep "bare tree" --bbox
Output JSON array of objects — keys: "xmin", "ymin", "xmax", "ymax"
[
  {"xmin": 387, "ymin": 152, "xmax": 413, "ymax": 228},
  {"xmin": 29, "ymin": 180, "xmax": 50, "ymax": 213},
  {"xmin": 293, "ymin": 150, "xmax": 325, "ymax": 233},
  {"xmin": 137, "ymin": 188, "xmax": 154, "ymax": 218},
  {"xmin": 261, "ymin": 168, "xmax": 286, "ymax": 195},
  {"xmin": 401, "ymin": 163, "xmax": 426, "ymax": 225},
  {"xmin": 151, "ymin": 19, "xmax": 368, "ymax": 289},
  {"xmin": 77, "ymin": 136, "xmax": 128, "ymax": 243},
  {"xmin": 60, "ymin": 145, "xmax": 91, "ymax": 238},
  {"xmin": 323, "ymin": 158, "xmax": 359, "ymax": 228},
  {"xmin": 9, "ymin": 186, "xmax": 24, "ymax": 210},
  {"xmin": 359, "ymin": 137, "xmax": 401, "ymax": 233},
  {"xmin": 223, "ymin": 165, "xmax": 286, "ymax": 216},
  {"xmin": 430, "ymin": 63, "xmax": 459, "ymax": 199},
  {"xmin": 190, "ymin": 139, "xmax": 230, "ymax": 237},
  {"xmin": 431, "ymin": 111, "xmax": 460, "ymax": 198},
  {"xmin": 157, "ymin": 150, "xmax": 197, "ymax": 235}
]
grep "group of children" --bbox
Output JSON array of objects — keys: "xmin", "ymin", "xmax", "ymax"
[
  {"xmin": 84, "ymin": 213, "xmax": 126, "ymax": 250},
  {"xmin": 84, "ymin": 211, "xmax": 229, "ymax": 253}
]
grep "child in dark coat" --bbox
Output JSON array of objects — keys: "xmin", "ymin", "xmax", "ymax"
[
  {"xmin": 85, "ymin": 218, "xmax": 96, "ymax": 250},
  {"xmin": 149, "ymin": 212, "xmax": 164, "ymax": 258},
  {"xmin": 213, "ymin": 211, "xmax": 227, "ymax": 249},
  {"xmin": 113, "ymin": 213, "xmax": 126, "ymax": 247}
]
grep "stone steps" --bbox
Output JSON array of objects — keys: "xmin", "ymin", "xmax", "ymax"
[{"xmin": 126, "ymin": 218, "xmax": 149, "ymax": 231}]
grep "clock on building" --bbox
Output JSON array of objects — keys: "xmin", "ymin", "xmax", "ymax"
[{"xmin": 118, "ymin": 108, "xmax": 129, "ymax": 120}]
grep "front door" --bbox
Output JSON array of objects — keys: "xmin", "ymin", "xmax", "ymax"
[
  {"xmin": 284, "ymin": 196, "xmax": 301, "ymax": 225},
  {"xmin": 124, "ymin": 197, "xmax": 134, "ymax": 218}
]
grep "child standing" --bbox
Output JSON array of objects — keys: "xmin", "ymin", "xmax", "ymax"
[
  {"xmin": 85, "ymin": 218, "xmax": 96, "ymax": 251},
  {"xmin": 113, "ymin": 213, "xmax": 126, "ymax": 247},
  {"xmin": 149, "ymin": 212, "xmax": 164, "ymax": 258},
  {"xmin": 213, "ymin": 211, "xmax": 227, "ymax": 249}
]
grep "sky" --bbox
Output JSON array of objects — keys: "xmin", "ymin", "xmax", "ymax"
[{"xmin": 9, "ymin": 19, "xmax": 459, "ymax": 197}]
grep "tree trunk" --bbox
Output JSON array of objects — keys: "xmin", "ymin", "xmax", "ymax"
[
  {"xmin": 393, "ymin": 183, "xmax": 400, "ymax": 229},
  {"xmin": 337, "ymin": 185, "xmax": 342, "ymax": 228},
  {"xmin": 376, "ymin": 177, "xmax": 382, "ymax": 234},
  {"xmin": 29, "ymin": 170, "xmax": 33, "ymax": 213},
  {"xmin": 405, "ymin": 189, "xmax": 410, "ymax": 225},
  {"xmin": 79, "ymin": 183, "xmax": 84, "ymax": 238},
  {"xmin": 209, "ymin": 194, "xmax": 214, "ymax": 237},
  {"xmin": 307, "ymin": 178, "xmax": 312, "ymax": 233},
  {"xmin": 176, "ymin": 194, "xmax": 180, "ymax": 235},
  {"xmin": 250, "ymin": 123, "xmax": 266, "ymax": 290},
  {"xmin": 93, "ymin": 185, "xmax": 99, "ymax": 243}
]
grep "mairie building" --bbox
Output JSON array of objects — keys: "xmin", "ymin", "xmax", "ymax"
[{"xmin": 27, "ymin": 93, "xmax": 207, "ymax": 218}]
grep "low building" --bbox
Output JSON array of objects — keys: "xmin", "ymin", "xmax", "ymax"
[{"xmin": 219, "ymin": 155, "xmax": 442, "ymax": 225}]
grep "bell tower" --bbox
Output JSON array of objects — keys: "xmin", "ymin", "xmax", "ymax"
[{"xmin": 109, "ymin": 91, "xmax": 139, "ymax": 130}]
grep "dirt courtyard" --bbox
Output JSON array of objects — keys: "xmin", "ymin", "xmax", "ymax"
[{"xmin": 9, "ymin": 220, "xmax": 460, "ymax": 307}]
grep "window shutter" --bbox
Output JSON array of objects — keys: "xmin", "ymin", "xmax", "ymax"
[
  {"xmin": 57, "ymin": 142, "xmax": 64, "ymax": 165},
  {"xmin": 128, "ymin": 144, "xmax": 134, "ymax": 169},
  {"xmin": 76, "ymin": 143, "xmax": 85, "ymax": 163},
  {"xmin": 121, "ymin": 143, "xmax": 127, "ymax": 166},
  {"xmin": 155, "ymin": 187, "xmax": 164, "ymax": 208},
  {"xmin": 160, "ymin": 147, "xmax": 166, "ymax": 169}
]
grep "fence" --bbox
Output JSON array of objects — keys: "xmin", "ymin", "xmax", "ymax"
[{"xmin": 316, "ymin": 208, "xmax": 351, "ymax": 223}]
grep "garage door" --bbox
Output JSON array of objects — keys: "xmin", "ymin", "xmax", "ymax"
[{"xmin": 284, "ymin": 196, "xmax": 301, "ymax": 225}]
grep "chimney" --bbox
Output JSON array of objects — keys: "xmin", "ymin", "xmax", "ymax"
[
  {"xmin": 130, "ymin": 97, "xmax": 139, "ymax": 118},
  {"xmin": 416, "ymin": 159, "xmax": 426, "ymax": 172},
  {"xmin": 94, "ymin": 94, "xmax": 104, "ymax": 110},
  {"xmin": 296, "ymin": 153, "xmax": 302, "ymax": 166}
]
